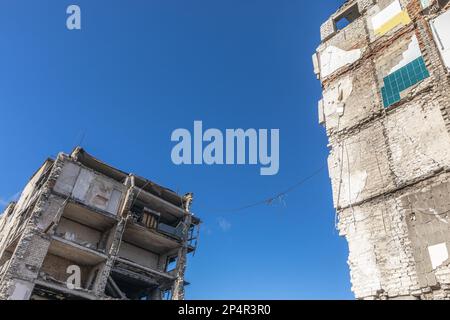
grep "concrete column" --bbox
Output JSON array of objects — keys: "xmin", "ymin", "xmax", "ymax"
[
  {"xmin": 171, "ymin": 194, "xmax": 193, "ymax": 301},
  {"xmin": 92, "ymin": 217, "xmax": 127, "ymax": 296},
  {"xmin": 92, "ymin": 188, "xmax": 133, "ymax": 297}
]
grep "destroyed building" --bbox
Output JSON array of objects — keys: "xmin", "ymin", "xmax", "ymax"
[
  {"xmin": 314, "ymin": 0, "xmax": 450, "ymax": 300},
  {"xmin": 0, "ymin": 148, "xmax": 200, "ymax": 300}
]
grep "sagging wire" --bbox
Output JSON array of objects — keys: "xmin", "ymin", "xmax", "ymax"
[
  {"xmin": 209, "ymin": 164, "xmax": 327, "ymax": 215},
  {"xmin": 334, "ymin": 114, "xmax": 345, "ymax": 231},
  {"xmin": 368, "ymin": 137, "xmax": 388, "ymax": 234},
  {"xmin": 345, "ymin": 144, "xmax": 358, "ymax": 228}
]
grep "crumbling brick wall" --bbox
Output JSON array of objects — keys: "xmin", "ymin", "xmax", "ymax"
[{"xmin": 314, "ymin": 0, "xmax": 450, "ymax": 299}]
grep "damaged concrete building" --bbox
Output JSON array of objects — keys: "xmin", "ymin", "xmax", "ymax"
[
  {"xmin": 313, "ymin": 0, "xmax": 450, "ymax": 299},
  {"xmin": 0, "ymin": 148, "xmax": 200, "ymax": 300}
]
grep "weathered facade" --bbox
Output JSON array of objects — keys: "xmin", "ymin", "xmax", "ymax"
[
  {"xmin": 314, "ymin": 0, "xmax": 450, "ymax": 299},
  {"xmin": 0, "ymin": 148, "xmax": 200, "ymax": 300}
]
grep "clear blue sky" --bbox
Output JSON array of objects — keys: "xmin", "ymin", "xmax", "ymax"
[{"xmin": 0, "ymin": 0, "xmax": 352, "ymax": 299}]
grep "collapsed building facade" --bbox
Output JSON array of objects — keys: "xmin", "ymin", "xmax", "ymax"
[
  {"xmin": 313, "ymin": 0, "xmax": 450, "ymax": 299},
  {"xmin": 0, "ymin": 148, "xmax": 200, "ymax": 300}
]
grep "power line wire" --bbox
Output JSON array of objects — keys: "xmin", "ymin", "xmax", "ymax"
[{"xmin": 209, "ymin": 164, "xmax": 327, "ymax": 215}]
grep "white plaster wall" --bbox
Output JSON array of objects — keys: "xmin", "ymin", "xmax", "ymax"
[
  {"xmin": 371, "ymin": 0, "xmax": 403, "ymax": 31},
  {"xmin": 319, "ymin": 46, "xmax": 362, "ymax": 79},
  {"xmin": 385, "ymin": 101, "xmax": 450, "ymax": 184},
  {"xmin": 367, "ymin": 0, "xmax": 410, "ymax": 41},
  {"xmin": 322, "ymin": 75, "xmax": 354, "ymax": 129},
  {"xmin": 54, "ymin": 160, "xmax": 125, "ymax": 216},
  {"xmin": 428, "ymin": 243, "xmax": 449, "ymax": 270},
  {"xmin": 431, "ymin": 9, "xmax": 450, "ymax": 71},
  {"xmin": 321, "ymin": 59, "xmax": 382, "ymax": 133},
  {"xmin": 340, "ymin": 198, "xmax": 420, "ymax": 299},
  {"xmin": 342, "ymin": 207, "xmax": 383, "ymax": 298},
  {"xmin": 328, "ymin": 123, "xmax": 394, "ymax": 209}
]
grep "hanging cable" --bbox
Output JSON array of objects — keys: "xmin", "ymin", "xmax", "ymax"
[{"xmin": 209, "ymin": 164, "xmax": 327, "ymax": 215}]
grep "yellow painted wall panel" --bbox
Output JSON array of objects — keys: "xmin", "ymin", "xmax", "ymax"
[{"xmin": 375, "ymin": 11, "xmax": 411, "ymax": 36}]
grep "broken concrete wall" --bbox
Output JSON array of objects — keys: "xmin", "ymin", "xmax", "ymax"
[
  {"xmin": 0, "ymin": 204, "xmax": 18, "ymax": 260},
  {"xmin": 315, "ymin": 16, "xmax": 367, "ymax": 80},
  {"xmin": 317, "ymin": 0, "xmax": 450, "ymax": 300},
  {"xmin": 320, "ymin": 0, "xmax": 374, "ymax": 41},
  {"xmin": 0, "ymin": 155, "xmax": 66, "ymax": 300},
  {"xmin": 54, "ymin": 159, "xmax": 125, "ymax": 216},
  {"xmin": 431, "ymin": 8, "xmax": 450, "ymax": 71},
  {"xmin": 1, "ymin": 233, "xmax": 52, "ymax": 300},
  {"xmin": 401, "ymin": 176, "xmax": 450, "ymax": 291},
  {"xmin": 0, "ymin": 161, "xmax": 54, "ymax": 262},
  {"xmin": 104, "ymin": 224, "xmax": 120, "ymax": 253},
  {"xmin": 0, "ymin": 148, "xmax": 200, "ymax": 300},
  {"xmin": 40, "ymin": 253, "xmax": 91, "ymax": 289},
  {"xmin": 0, "ymin": 251, "xmax": 12, "ymax": 268},
  {"xmin": 118, "ymin": 242, "xmax": 160, "ymax": 270},
  {"xmin": 385, "ymin": 97, "xmax": 450, "ymax": 183},
  {"xmin": 55, "ymin": 217, "xmax": 102, "ymax": 250},
  {"xmin": 374, "ymin": 32, "xmax": 431, "ymax": 107},
  {"xmin": 367, "ymin": 0, "xmax": 413, "ymax": 40},
  {"xmin": 320, "ymin": 60, "xmax": 382, "ymax": 133},
  {"xmin": 335, "ymin": 117, "xmax": 450, "ymax": 299},
  {"xmin": 35, "ymin": 195, "xmax": 68, "ymax": 233},
  {"xmin": 328, "ymin": 121, "xmax": 395, "ymax": 209},
  {"xmin": 339, "ymin": 190, "xmax": 419, "ymax": 299}
]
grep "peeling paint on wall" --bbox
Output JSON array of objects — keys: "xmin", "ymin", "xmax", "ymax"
[
  {"xmin": 319, "ymin": 46, "xmax": 362, "ymax": 78},
  {"xmin": 346, "ymin": 170, "xmax": 368, "ymax": 203},
  {"xmin": 381, "ymin": 57, "xmax": 429, "ymax": 107},
  {"xmin": 323, "ymin": 75, "xmax": 354, "ymax": 120},
  {"xmin": 317, "ymin": 0, "xmax": 450, "ymax": 301},
  {"xmin": 431, "ymin": 9, "xmax": 450, "ymax": 71},
  {"xmin": 347, "ymin": 229, "xmax": 382, "ymax": 297},
  {"xmin": 389, "ymin": 36, "xmax": 422, "ymax": 73},
  {"xmin": 380, "ymin": 36, "xmax": 429, "ymax": 108},
  {"xmin": 55, "ymin": 162, "xmax": 124, "ymax": 216},
  {"xmin": 371, "ymin": 0, "xmax": 411, "ymax": 36}
]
